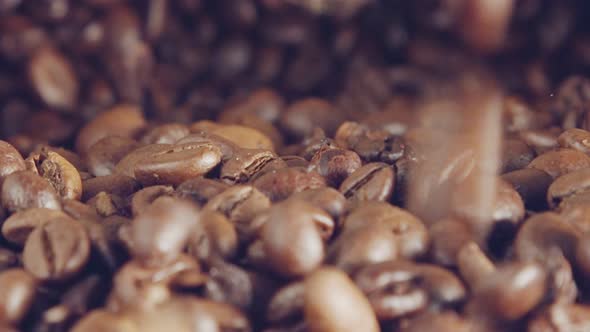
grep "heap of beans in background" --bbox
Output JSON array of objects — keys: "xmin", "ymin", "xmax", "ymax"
[{"xmin": 1, "ymin": 0, "xmax": 590, "ymax": 331}]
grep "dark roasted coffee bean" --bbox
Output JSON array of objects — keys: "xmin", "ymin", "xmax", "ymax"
[
  {"xmin": 220, "ymin": 88, "xmax": 284, "ymax": 125},
  {"xmin": 266, "ymin": 281, "xmax": 304, "ymax": 324},
  {"xmin": 280, "ymin": 98, "xmax": 343, "ymax": 141},
  {"xmin": 212, "ymin": 124, "xmax": 274, "ymax": 151},
  {"xmin": 130, "ymin": 197, "xmax": 200, "ymax": 267},
  {"xmin": 134, "ymin": 142, "xmax": 222, "ymax": 186},
  {"xmin": 304, "ymin": 267, "xmax": 379, "ymax": 332},
  {"xmin": 22, "ymin": 216, "xmax": 90, "ymax": 281},
  {"xmin": 87, "ymin": 192, "xmax": 127, "ymax": 217},
  {"xmin": 339, "ymin": 162, "xmax": 395, "ymax": 202},
  {"xmin": 0, "ymin": 268, "xmax": 37, "ymax": 325},
  {"xmin": 253, "ymin": 167, "xmax": 326, "ymax": 202},
  {"xmin": 1, "ymin": 170, "xmax": 61, "ymax": 212},
  {"xmin": 204, "ymin": 260, "xmax": 254, "ymax": 312},
  {"xmin": 86, "ymin": 136, "xmax": 140, "ymax": 177},
  {"xmin": 0, "ymin": 140, "xmax": 26, "ymax": 181},
  {"xmin": 178, "ymin": 132, "xmax": 238, "ymax": 162}
]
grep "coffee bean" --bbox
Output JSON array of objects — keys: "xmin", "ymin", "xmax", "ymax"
[
  {"xmin": 252, "ymin": 167, "xmax": 326, "ymax": 202},
  {"xmin": 519, "ymin": 129, "xmax": 560, "ymax": 155},
  {"xmin": 308, "ymin": 148, "xmax": 361, "ymax": 187},
  {"xmin": 82, "ymin": 174, "xmax": 140, "ymax": 201},
  {"xmin": 266, "ymin": 281, "xmax": 304, "ymax": 324},
  {"xmin": 27, "ymin": 150, "xmax": 83, "ymax": 201},
  {"xmin": 501, "ymin": 138, "xmax": 536, "ymax": 173},
  {"xmin": 260, "ymin": 200, "xmax": 325, "ymax": 277},
  {"xmin": 23, "ymin": 217, "xmax": 90, "ymax": 281},
  {"xmin": 1, "ymin": 170, "xmax": 62, "ymax": 212},
  {"xmin": 400, "ymin": 311, "xmax": 471, "ymax": 332},
  {"xmin": 289, "ymin": 187, "xmax": 346, "ymax": 219},
  {"xmin": 204, "ymin": 185, "xmax": 271, "ymax": 242},
  {"xmin": 187, "ymin": 211, "xmax": 238, "ymax": 262},
  {"xmin": 502, "ymin": 168, "xmax": 553, "ymax": 210},
  {"xmin": 28, "ymin": 46, "xmax": 79, "ymax": 111},
  {"xmin": 174, "ymin": 177, "xmax": 230, "ymax": 206},
  {"xmin": 178, "ymin": 132, "xmax": 238, "ymax": 161},
  {"xmin": 430, "ymin": 218, "xmax": 473, "ymax": 266},
  {"xmin": 280, "ymin": 98, "xmax": 344, "ymax": 142},
  {"xmin": 221, "ymin": 148, "xmax": 280, "ymax": 184},
  {"xmin": 0, "ymin": 140, "xmax": 26, "ymax": 181},
  {"xmin": 339, "ymin": 162, "xmax": 395, "ymax": 202},
  {"xmin": 212, "ymin": 124, "xmax": 274, "ymax": 151},
  {"xmin": 304, "ymin": 267, "xmax": 379, "ymax": 332},
  {"xmin": 76, "ymin": 104, "xmax": 146, "ymax": 155},
  {"xmin": 86, "ymin": 136, "xmax": 140, "ymax": 177},
  {"xmin": 134, "ymin": 142, "xmax": 222, "ymax": 186},
  {"xmin": 547, "ymin": 168, "xmax": 590, "ymax": 208},
  {"xmin": 130, "ymin": 185, "xmax": 174, "ymax": 217},
  {"xmin": 87, "ymin": 192, "xmax": 127, "ymax": 217},
  {"xmin": 0, "ymin": 268, "xmax": 37, "ymax": 324},
  {"xmin": 203, "ymin": 260, "xmax": 254, "ymax": 311},
  {"xmin": 528, "ymin": 148, "xmax": 590, "ymax": 179},
  {"xmin": 2, "ymin": 207, "xmax": 71, "ymax": 245},
  {"xmin": 0, "ymin": 249, "xmax": 17, "ymax": 272},
  {"xmin": 70, "ymin": 310, "xmax": 130, "ymax": 332},
  {"xmin": 140, "ymin": 123, "xmax": 190, "ymax": 144},
  {"xmin": 130, "ymin": 197, "xmax": 200, "ymax": 266},
  {"xmin": 219, "ymin": 88, "xmax": 285, "ymax": 125}
]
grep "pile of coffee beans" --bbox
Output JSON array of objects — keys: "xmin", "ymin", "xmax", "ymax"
[{"xmin": 1, "ymin": 0, "xmax": 590, "ymax": 331}]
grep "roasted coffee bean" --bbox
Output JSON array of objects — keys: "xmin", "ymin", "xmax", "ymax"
[
  {"xmin": 304, "ymin": 267, "xmax": 379, "ymax": 332},
  {"xmin": 502, "ymin": 168, "xmax": 553, "ymax": 210},
  {"xmin": 22, "ymin": 217, "xmax": 90, "ymax": 281},
  {"xmin": 140, "ymin": 123, "xmax": 190, "ymax": 144},
  {"xmin": 87, "ymin": 192, "xmax": 127, "ymax": 217},
  {"xmin": 0, "ymin": 268, "xmax": 37, "ymax": 325},
  {"xmin": 528, "ymin": 148, "xmax": 590, "ymax": 179},
  {"xmin": 134, "ymin": 142, "xmax": 222, "ymax": 186},
  {"xmin": 188, "ymin": 212, "xmax": 237, "ymax": 262},
  {"xmin": 76, "ymin": 104, "xmax": 147, "ymax": 155},
  {"xmin": 519, "ymin": 129, "xmax": 560, "ymax": 155},
  {"xmin": 1, "ymin": 170, "xmax": 61, "ymax": 212},
  {"xmin": 0, "ymin": 140, "xmax": 26, "ymax": 181},
  {"xmin": 343, "ymin": 202, "xmax": 429, "ymax": 259},
  {"xmin": 212, "ymin": 124, "xmax": 274, "ymax": 151},
  {"xmin": 430, "ymin": 218, "xmax": 474, "ymax": 266},
  {"xmin": 260, "ymin": 200, "xmax": 325, "ymax": 277},
  {"xmin": 28, "ymin": 46, "xmax": 78, "ymax": 111},
  {"xmin": 456, "ymin": 242, "xmax": 496, "ymax": 289},
  {"xmin": 27, "ymin": 150, "xmax": 83, "ymax": 201},
  {"xmin": 547, "ymin": 168, "xmax": 590, "ymax": 208},
  {"xmin": 289, "ymin": 187, "xmax": 346, "ymax": 219},
  {"xmin": 266, "ymin": 281, "xmax": 304, "ymax": 324},
  {"xmin": 400, "ymin": 311, "xmax": 472, "ymax": 332},
  {"xmin": 501, "ymin": 138, "xmax": 536, "ymax": 173},
  {"xmin": 86, "ymin": 136, "xmax": 141, "ymax": 177},
  {"xmin": 204, "ymin": 185, "xmax": 271, "ymax": 242},
  {"xmin": 130, "ymin": 197, "xmax": 200, "ymax": 266},
  {"xmin": 203, "ymin": 260, "xmax": 254, "ymax": 311},
  {"xmin": 2, "ymin": 207, "xmax": 71, "ymax": 245},
  {"xmin": 220, "ymin": 88, "xmax": 284, "ymax": 125},
  {"xmin": 339, "ymin": 162, "xmax": 395, "ymax": 202},
  {"xmin": 355, "ymin": 261, "xmax": 466, "ymax": 318},
  {"xmin": 70, "ymin": 310, "xmax": 132, "ymax": 332},
  {"xmin": 178, "ymin": 132, "xmax": 238, "ymax": 161},
  {"xmin": 280, "ymin": 98, "xmax": 344, "ymax": 141},
  {"xmin": 174, "ymin": 177, "xmax": 230, "ymax": 206},
  {"xmin": 220, "ymin": 148, "xmax": 280, "ymax": 184},
  {"xmin": 130, "ymin": 185, "xmax": 174, "ymax": 217},
  {"xmin": 308, "ymin": 148, "xmax": 361, "ymax": 187},
  {"xmin": 252, "ymin": 167, "xmax": 326, "ymax": 202},
  {"xmin": 82, "ymin": 173, "xmax": 140, "ymax": 201},
  {"xmin": 466, "ymin": 262, "xmax": 546, "ymax": 320}
]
